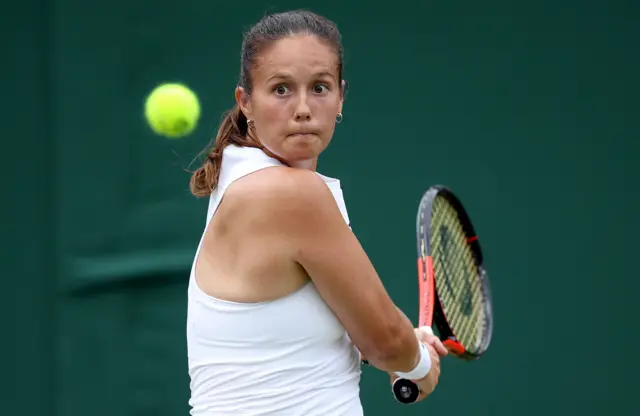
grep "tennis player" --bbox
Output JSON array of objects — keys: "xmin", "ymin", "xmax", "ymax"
[{"xmin": 186, "ymin": 10, "xmax": 448, "ymax": 415}]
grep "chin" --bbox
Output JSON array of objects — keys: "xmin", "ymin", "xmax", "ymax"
[
  {"xmin": 285, "ymin": 149, "xmax": 320, "ymax": 168},
  {"xmin": 282, "ymin": 137, "xmax": 326, "ymax": 168},
  {"xmin": 288, "ymin": 135, "xmax": 325, "ymax": 153}
]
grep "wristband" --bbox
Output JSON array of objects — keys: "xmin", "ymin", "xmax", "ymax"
[{"xmin": 393, "ymin": 341, "xmax": 432, "ymax": 380}]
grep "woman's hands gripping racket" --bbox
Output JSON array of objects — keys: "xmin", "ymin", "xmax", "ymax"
[
  {"xmin": 388, "ymin": 326, "xmax": 448, "ymax": 403},
  {"xmin": 392, "ymin": 185, "xmax": 494, "ymax": 404}
]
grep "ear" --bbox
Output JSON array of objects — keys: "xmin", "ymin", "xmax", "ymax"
[
  {"xmin": 338, "ymin": 79, "xmax": 347, "ymax": 114},
  {"xmin": 235, "ymin": 86, "xmax": 252, "ymax": 119}
]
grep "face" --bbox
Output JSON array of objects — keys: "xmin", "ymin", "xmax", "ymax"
[{"xmin": 236, "ymin": 34, "xmax": 344, "ymax": 170}]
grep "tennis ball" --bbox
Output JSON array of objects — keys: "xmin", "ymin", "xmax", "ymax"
[{"xmin": 144, "ymin": 83, "xmax": 201, "ymax": 138}]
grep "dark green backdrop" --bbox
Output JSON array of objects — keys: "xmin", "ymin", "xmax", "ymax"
[{"xmin": 4, "ymin": 0, "xmax": 638, "ymax": 414}]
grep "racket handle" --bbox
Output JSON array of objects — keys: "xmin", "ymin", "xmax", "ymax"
[{"xmin": 392, "ymin": 377, "xmax": 420, "ymax": 404}]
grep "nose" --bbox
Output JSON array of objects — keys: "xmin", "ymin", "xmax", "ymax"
[{"xmin": 293, "ymin": 92, "xmax": 311, "ymax": 121}]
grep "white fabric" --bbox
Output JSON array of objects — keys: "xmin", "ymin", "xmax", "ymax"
[
  {"xmin": 393, "ymin": 342, "xmax": 431, "ymax": 380},
  {"xmin": 187, "ymin": 145, "xmax": 363, "ymax": 415},
  {"xmin": 394, "ymin": 326, "xmax": 433, "ymax": 379}
]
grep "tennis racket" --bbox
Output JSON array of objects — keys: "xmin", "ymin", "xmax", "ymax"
[{"xmin": 392, "ymin": 185, "xmax": 494, "ymax": 404}]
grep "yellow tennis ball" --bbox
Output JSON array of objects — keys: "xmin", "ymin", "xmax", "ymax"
[{"xmin": 144, "ymin": 83, "xmax": 201, "ymax": 138}]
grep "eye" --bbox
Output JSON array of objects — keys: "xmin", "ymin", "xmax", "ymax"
[
  {"xmin": 313, "ymin": 83, "xmax": 329, "ymax": 94},
  {"xmin": 274, "ymin": 84, "xmax": 290, "ymax": 95}
]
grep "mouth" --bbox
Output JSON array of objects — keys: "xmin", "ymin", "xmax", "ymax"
[{"xmin": 288, "ymin": 132, "xmax": 317, "ymax": 137}]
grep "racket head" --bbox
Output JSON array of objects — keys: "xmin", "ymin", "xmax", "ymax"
[{"xmin": 418, "ymin": 185, "xmax": 493, "ymax": 360}]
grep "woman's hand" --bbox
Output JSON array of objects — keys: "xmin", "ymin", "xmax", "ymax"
[{"xmin": 389, "ymin": 327, "xmax": 448, "ymax": 402}]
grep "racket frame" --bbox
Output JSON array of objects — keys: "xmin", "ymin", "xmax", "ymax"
[
  {"xmin": 392, "ymin": 185, "xmax": 493, "ymax": 405},
  {"xmin": 420, "ymin": 185, "xmax": 493, "ymax": 360}
]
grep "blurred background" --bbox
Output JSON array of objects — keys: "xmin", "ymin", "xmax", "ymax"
[{"xmin": 3, "ymin": 0, "xmax": 638, "ymax": 415}]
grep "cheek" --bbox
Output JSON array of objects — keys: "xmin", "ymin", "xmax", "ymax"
[
  {"xmin": 317, "ymin": 98, "xmax": 341, "ymax": 124},
  {"xmin": 255, "ymin": 97, "xmax": 287, "ymax": 125},
  {"xmin": 252, "ymin": 100, "xmax": 289, "ymax": 148}
]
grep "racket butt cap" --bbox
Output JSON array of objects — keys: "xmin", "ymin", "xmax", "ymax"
[{"xmin": 392, "ymin": 378, "xmax": 420, "ymax": 404}]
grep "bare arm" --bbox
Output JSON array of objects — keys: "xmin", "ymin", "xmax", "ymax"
[{"xmin": 238, "ymin": 167, "xmax": 420, "ymax": 373}]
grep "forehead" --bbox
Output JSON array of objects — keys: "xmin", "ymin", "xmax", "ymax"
[{"xmin": 255, "ymin": 34, "xmax": 338, "ymax": 78}]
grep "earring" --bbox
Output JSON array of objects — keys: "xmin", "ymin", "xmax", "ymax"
[{"xmin": 336, "ymin": 113, "xmax": 343, "ymax": 124}]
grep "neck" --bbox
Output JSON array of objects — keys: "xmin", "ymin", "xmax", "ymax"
[
  {"xmin": 260, "ymin": 146, "xmax": 318, "ymax": 171},
  {"xmin": 289, "ymin": 158, "xmax": 317, "ymax": 171}
]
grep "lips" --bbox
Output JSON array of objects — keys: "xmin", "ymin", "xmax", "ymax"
[{"xmin": 288, "ymin": 132, "xmax": 317, "ymax": 136}]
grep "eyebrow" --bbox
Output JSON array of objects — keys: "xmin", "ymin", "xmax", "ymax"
[{"xmin": 267, "ymin": 71, "xmax": 336, "ymax": 82}]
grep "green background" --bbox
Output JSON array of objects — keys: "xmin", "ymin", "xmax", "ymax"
[{"xmin": 4, "ymin": 0, "xmax": 637, "ymax": 414}]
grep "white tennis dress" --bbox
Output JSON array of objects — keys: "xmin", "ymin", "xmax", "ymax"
[{"xmin": 187, "ymin": 145, "xmax": 363, "ymax": 415}]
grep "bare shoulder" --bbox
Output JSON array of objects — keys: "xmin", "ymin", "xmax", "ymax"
[
  {"xmin": 225, "ymin": 166, "xmax": 335, "ymax": 216},
  {"xmin": 216, "ymin": 168, "xmax": 418, "ymax": 370}
]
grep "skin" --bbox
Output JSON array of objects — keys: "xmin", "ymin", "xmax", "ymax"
[
  {"xmin": 195, "ymin": 34, "xmax": 447, "ymax": 401},
  {"xmin": 237, "ymin": 35, "xmax": 343, "ymax": 170}
]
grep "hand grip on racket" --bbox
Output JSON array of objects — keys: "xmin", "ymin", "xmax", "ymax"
[{"xmin": 391, "ymin": 326, "xmax": 434, "ymax": 404}]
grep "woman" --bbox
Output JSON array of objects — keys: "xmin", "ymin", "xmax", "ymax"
[{"xmin": 186, "ymin": 10, "xmax": 447, "ymax": 415}]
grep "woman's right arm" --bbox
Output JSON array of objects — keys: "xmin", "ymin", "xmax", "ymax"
[{"xmin": 240, "ymin": 167, "xmax": 422, "ymax": 373}]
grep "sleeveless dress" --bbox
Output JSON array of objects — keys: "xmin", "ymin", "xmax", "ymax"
[{"xmin": 187, "ymin": 145, "xmax": 363, "ymax": 415}]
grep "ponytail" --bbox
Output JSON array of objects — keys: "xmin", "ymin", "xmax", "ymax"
[{"xmin": 189, "ymin": 105, "xmax": 261, "ymax": 197}]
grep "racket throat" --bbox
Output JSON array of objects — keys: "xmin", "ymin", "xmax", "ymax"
[{"xmin": 442, "ymin": 338, "xmax": 466, "ymax": 356}]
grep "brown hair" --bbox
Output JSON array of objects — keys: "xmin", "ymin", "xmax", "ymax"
[
  {"xmin": 189, "ymin": 106, "xmax": 261, "ymax": 197},
  {"xmin": 189, "ymin": 9, "xmax": 344, "ymax": 197}
]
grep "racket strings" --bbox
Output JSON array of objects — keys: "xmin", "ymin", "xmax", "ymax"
[
  {"xmin": 438, "ymin": 218, "xmax": 483, "ymax": 349},
  {"xmin": 431, "ymin": 197, "xmax": 487, "ymax": 354},
  {"xmin": 433, "ymin": 215, "xmax": 482, "ymax": 349}
]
